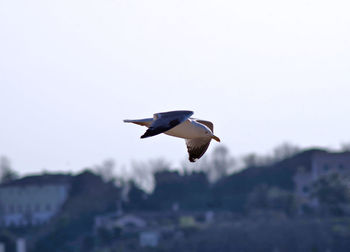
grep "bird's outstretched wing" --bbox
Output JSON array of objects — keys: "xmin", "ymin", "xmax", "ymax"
[
  {"xmin": 186, "ymin": 137, "xmax": 211, "ymax": 162},
  {"xmin": 141, "ymin": 110, "xmax": 193, "ymax": 138}
]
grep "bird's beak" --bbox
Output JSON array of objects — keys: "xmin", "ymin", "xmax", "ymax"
[{"xmin": 212, "ymin": 135, "xmax": 221, "ymax": 142}]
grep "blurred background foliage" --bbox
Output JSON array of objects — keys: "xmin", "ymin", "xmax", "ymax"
[{"xmin": 1, "ymin": 142, "xmax": 350, "ymax": 252}]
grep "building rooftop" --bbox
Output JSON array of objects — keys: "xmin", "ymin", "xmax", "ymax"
[{"xmin": 0, "ymin": 174, "xmax": 73, "ymax": 188}]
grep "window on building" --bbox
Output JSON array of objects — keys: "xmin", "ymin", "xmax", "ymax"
[
  {"xmin": 17, "ymin": 205, "xmax": 22, "ymax": 213},
  {"xmin": 323, "ymin": 164, "xmax": 330, "ymax": 171},
  {"xmin": 35, "ymin": 204, "xmax": 40, "ymax": 212},
  {"xmin": 338, "ymin": 164, "xmax": 345, "ymax": 170},
  {"xmin": 46, "ymin": 204, "xmax": 51, "ymax": 211}
]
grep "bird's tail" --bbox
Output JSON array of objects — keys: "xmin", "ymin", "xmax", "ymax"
[{"xmin": 123, "ymin": 118, "xmax": 153, "ymax": 127}]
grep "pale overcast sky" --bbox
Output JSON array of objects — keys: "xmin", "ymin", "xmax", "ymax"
[{"xmin": 0, "ymin": 0, "xmax": 349, "ymax": 175}]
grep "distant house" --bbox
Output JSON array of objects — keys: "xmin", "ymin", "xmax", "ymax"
[
  {"xmin": 95, "ymin": 213, "xmax": 147, "ymax": 232},
  {"xmin": 294, "ymin": 151, "xmax": 350, "ymax": 211},
  {"xmin": 0, "ymin": 174, "xmax": 71, "ymax": 227},
  {"xmin": 115, "ymin": 214, "xmax": 147, "ymax": 229},
  {"xmin": 139, "ymin": 230, "xmax": 160, "ymax": 247}
]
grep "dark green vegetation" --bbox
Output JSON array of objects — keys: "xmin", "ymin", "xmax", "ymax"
[{"xmin": 132, "ymin": 218, "xmax": 350, "ymax": 252}]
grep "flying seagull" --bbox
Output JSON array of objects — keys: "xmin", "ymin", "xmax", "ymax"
[{"xmin": 124, "ymin": 110, "xmax": 220, "ymax": 162}]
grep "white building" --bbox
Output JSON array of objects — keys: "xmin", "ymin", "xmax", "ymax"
[
  {"xmin": 294, "ymin": 151, "xmax": 350, "ymax": 210},
  {"xmin": 0, "ymin": 174, "xmax": 71, "ymax": 227}
]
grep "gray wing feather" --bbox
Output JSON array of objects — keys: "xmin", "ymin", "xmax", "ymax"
[
  {"xmin": 154, "ymin": 110, "xmax": 193, "ymax": 120},
  {"xmin": 141, "ymin": 110, "xmax": 194, "ymax": 138},
  {"xmin": 186, "ymin": 137, "xmax": 211, "ymax": 162}
]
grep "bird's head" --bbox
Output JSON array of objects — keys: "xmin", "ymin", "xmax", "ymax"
[{"xmin": 203, "ymin": 129, "xmax": 221, "ymax": 142}]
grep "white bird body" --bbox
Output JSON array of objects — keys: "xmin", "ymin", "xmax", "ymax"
[
  {"xmin": 124, "ymin": 110, "xmax": 220, "ymax": 162},
  {"xmin": 164, "ymin": 119, "xmax": 209, "ymax": 139}
]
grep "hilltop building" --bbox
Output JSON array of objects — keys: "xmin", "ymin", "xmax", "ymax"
[
  {"xmin": 294, "ymin": 151, "xmax": 350, "ymax": 211},
  {"xmin": 0, "ymin": 174, "xmax": 71, "ymax": 227}
]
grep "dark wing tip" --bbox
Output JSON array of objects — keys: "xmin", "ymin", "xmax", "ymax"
[
  {"xmin": 186, "ymin": 139, "xmax": 211, "ymax": 162},
  {"xmin": 140, "ymin": 128, "xmax": 153, "ymax": 139},
  {"xmin": 140, "ymin": 126, "xmax": 169, "ymax": 139}
]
